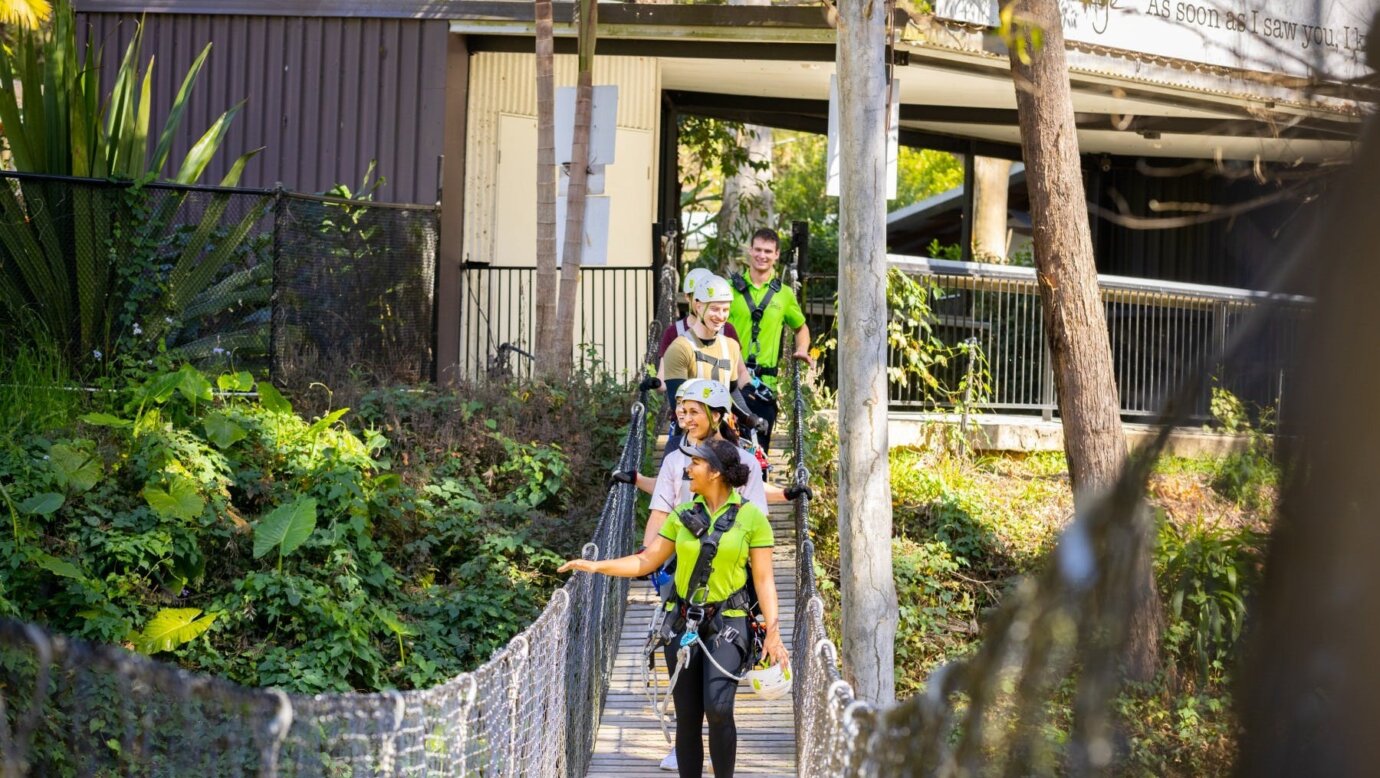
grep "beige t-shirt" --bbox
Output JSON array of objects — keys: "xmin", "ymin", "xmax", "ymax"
[{"xmin": 662, "ymin": 333, "xmax": 743, "ymax": 385}]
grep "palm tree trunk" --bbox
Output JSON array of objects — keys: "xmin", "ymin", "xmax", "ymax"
[
  {"xmin": 534, "ymin": 0, "xmax": 560, "ymax": 376},
  {"xmin": 551, "ymin": 0, "xmax": 597, "ymax": 377}
]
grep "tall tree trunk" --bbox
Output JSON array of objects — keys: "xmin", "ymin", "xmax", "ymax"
[
  {"xmin": 1005, "ymin": 0, "xmax": 1159, "ymax": 680},
  {"xmin": 1237, "ymin": 65, "xmax": 1380, "ymax": 775},
  {"xmin": 551, "ymin": 0, "xmax": 597, "ymax": 378},
  {"xmin": 972, "ymin": 156, "xmax": 1012, "ymax": 263},
  {"xmin": 534, "ymin": 0, "xmax": 560, "ymax": 375},
  {"xmin": 717, "ymin": 123, "xmax": 774, "ymax": 270},
  {"xmin": 719, "ymin": 0, "xmax": 774, "ymax": 274},
  {"xmin": 835, "ymin": 0, "xmax": 899, "ymax": 704}
]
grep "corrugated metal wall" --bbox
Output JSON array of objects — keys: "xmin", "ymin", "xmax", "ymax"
[
  {"xmin": 463, "ymin": 51, "xmax": 659, "ymax": 265},
  {"xmin": 77, "ymin": 13, "xmax": 449, "ymax": 204}
]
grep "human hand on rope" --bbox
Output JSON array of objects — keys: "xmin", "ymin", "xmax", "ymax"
[
  {"xmin": 558, "ymin": 558, "xmax": 601, "ymax": 574},
  {"xmin": 783, "ymin": 484, "xmax": 813, "ymax": 502},
  {"xmin": 792, "ymin": 348, "xmax": 816, "ymax": 368}
]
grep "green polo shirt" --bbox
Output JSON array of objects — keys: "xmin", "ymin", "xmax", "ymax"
[
  {"xmin": 727, "ymin": 274, "xmax": 806, "ymax": 389},
  {"xmin": 659, "ymin": 491, "xmax": 774, "ymax": 616}
]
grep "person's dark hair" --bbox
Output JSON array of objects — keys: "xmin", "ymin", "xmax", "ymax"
[
  {"xmin": 704, "ymin": 439, "xmax": 751, "ymax": 488},
  {"xmin": 750, "ymin": 228, "xmax": 779, "ymax": 249},
  {"xmin": 713, "ymin": 411, "xmax": 740, "ymax": 445}
]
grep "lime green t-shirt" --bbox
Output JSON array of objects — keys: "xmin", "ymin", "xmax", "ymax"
[
  {"xmin": 659, "ymin": 491, "xmax": 775, "ymax": 616},
  {"xmin": 727, "ymin": 274, "xmax": 806, "ymax": 389}
]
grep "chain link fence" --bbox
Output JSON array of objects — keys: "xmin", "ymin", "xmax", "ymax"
[{"xmin": 0, "ymin": 171, "xmax": 437, "ymax": 385}]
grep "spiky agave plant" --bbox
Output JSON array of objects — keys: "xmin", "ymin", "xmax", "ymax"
[{"xmin": 0, "ymin": 0, "xmax": 265, "ymax": 372}]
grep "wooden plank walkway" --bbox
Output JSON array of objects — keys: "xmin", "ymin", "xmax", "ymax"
[{"xmin": 586, "ymin": 452, "xmax": 798, "ymax": 778}]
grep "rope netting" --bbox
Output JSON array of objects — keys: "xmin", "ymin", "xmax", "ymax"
[{"xmin": 0, "ymin": 402, "xmax": 646, "ymax": 778}]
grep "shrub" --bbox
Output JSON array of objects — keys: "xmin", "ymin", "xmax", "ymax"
[
  {"xmin": 0, "ymin": 363, "xmax": 636, "ymax": 693},
  {"xmin": 1155, "ymin": 516, "xmax": 1265, "ymax": 681},
  {"xmin": 1207, "ymin": 386, "xmax": 1278, "ymax": 514}
]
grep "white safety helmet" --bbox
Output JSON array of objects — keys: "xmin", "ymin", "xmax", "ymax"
[
  {"xmin": 675, "ymin": 379, "xmax": 733, "ymax": 415},
  {"xmin": 693, "ymin": 275, "xmax": 734, "ymax": 305},
  {"xmin": 682, "ymin": 267, "xmax": 714, "ymax": 297},
  {"xmin": 745, "ymin": 663, "xmax": 792, "ymax": 701}
]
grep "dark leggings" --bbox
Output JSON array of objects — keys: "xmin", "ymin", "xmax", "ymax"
[
  {"xmin": 739, "ymin": 391, "xmax": 778, "ymax": 454},
  {"xmin": 665, "ymin": 616, "xmax": 748, "ymax": 778}
]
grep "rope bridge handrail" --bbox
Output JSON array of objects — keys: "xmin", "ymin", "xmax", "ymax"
[{"xmin": 0, "ymin": 399, "xmax": 648, "ymax": 777}]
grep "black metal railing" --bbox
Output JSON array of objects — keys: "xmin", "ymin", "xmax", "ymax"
[
  {"xmin": 0, "ymin": 171, "xmax": 438, "ymax": 385},
  {"xmin": 455, "ymin": 264, "xmax": 655, "ymax": 384},
  {"xmin": 803, "ymin": 256, "xmax": 1308, "ymax": 422}
]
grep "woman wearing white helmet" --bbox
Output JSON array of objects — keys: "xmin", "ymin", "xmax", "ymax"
[
  {"xmin": 560, "ymin": 436, "xmax": 789, "ymax": 778},
  {"xmin": 626, "ymin": 379, "xmax": 809, "ymax": 545}
]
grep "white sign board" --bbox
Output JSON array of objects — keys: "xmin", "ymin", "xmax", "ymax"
[
  {"xmin": 555, "ymin": 85, "xmax": 619, "ymax": 168},
  {"xmin": 935, "ymin": 0, "xmax": 1376, "ymax": 81},
  {"xmin": 555, "ymin": 194, "xmax": 611, "ymax": 267},
  {"xmin": 826, "ymin": 75, "xmax": 901, "ymax": 200}
]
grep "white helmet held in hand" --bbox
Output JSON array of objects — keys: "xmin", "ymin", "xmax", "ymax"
[
  {"xmin": 693, "ymin": 276, "xmax": 734, "ymax": 304},
  {"xmin": 683, "ymin": 267, "xmax": 714, "ymax": 296},
  {"xmin": 745, "ymin": 663, "xmax": 792, "ymax": 700}
]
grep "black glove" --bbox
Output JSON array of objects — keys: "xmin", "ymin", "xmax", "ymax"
[
  {"xmin": 747, "ymin": 414, "xmax": 769, "ymax": 434},
  {"xmin": 608, "ymin": 470, "xmax": 637, "ymax": 487},
  {"xmin": 638, "ymin": 376, "xmax": 662, "ymax": 392},
  {"xmin": 784, "ymin": 484, "xmax": 814, "ymax": 502}
]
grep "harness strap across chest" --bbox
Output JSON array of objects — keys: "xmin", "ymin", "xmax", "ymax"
[
  {"xmin": 677, "ymin": 503, "xmax": 742, "ymax": 608},
  {"xmin": 731, "ymin": 273, "xmax": 782, "ymax": 367},
  {"xmin": 681, "ymin": 333, "xmax": 733, "ymax": 383}
]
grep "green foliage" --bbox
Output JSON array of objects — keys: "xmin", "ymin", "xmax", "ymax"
[
  {"xmin": 0, "ymin": 0, "xmax": 263, "ymax": 372},
  {"xmin": 1206, "ymin": 386, "xmax": 1277, "ymax": 512},
  {"xmin": 128, "ymin": 607, "xmax": 219, "ymax": 655},
  {"xmin": 802, "ymin": 393, "xmax": 1249, "ymax": 769},
  {"xmin": 0, "ymin": 363, "xmax": 633, "ymax": 694},
  {"xmin": 252, "ymin": 497, "xmax": 318, "ymax": 564},
  {"xmin": 770, "ymin": 131, "xmax": 962, "ymax": 276},
  {"xmin": 892, "ymin": 537, "xmax": 975, "ymax": 694},
  {"xmin": 1155, "ymin": 516, "xmax": 1264, "ymax": 681}
]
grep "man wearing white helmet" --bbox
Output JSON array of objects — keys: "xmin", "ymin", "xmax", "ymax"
[
  {"xmin": 656, "ymin": 276, "xmax": 753, "ymax": 450},
  {"xmin": 655, "ymin": 268, "xmax": 741, "ymax": 362}
]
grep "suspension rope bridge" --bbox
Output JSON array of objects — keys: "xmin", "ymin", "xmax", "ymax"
[{"xmin": 0, "ymin": 258, "xmax": 1208, "ymax": 776}]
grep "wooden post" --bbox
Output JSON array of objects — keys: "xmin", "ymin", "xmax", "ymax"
[{"xmin": 835, "ymin": 0, "xmax": 899, "ymax": 704}]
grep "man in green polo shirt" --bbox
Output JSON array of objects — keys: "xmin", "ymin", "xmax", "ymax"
[{"xmin": 728, "ymin": 227, "xmax": 813, "ymax": 453}]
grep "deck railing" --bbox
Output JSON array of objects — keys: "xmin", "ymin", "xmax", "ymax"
[
  {"xmin": 804, "ymin": 256, "xmax": 1310, "ymax": 422},
  {"xmin": 454, "ymin": 264, "xmax": 655, "ymax": 384}
]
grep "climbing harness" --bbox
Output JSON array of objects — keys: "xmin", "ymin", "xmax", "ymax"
[
  {"xmin": 640, "ymin": 502, "xmax": 762, "ymax": 742},
  {"xmin": 731, "ymin": 273, "xmax": 782, "ymax": 375},
  {"xmin": 681, "ymin": 332, "xmax": 736, "ymax": 385}
]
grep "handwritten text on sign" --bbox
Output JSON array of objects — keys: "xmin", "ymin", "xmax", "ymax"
[{"xmin": 935, "ymin": 0, "xmax": 1376, "ymax": 81}]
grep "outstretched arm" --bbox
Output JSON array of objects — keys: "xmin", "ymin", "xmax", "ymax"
[{"xmin": 559, "ymin": 536, "xmax": 675, "ymax": 578}]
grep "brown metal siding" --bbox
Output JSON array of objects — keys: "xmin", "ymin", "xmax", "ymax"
[{"xmin": 76, "ymin": 12, "xmax": 448, "ymax": 204}]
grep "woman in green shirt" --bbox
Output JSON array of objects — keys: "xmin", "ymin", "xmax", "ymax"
[{"xmin": 560, "ymin": 438, "xmax": 789, "ymax": 778}]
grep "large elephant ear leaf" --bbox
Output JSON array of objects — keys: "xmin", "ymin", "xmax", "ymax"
[
  {"xmin": 129, "ymin": 608, "xmax": 219, "ymax": 654},
  {"xmin": 253, "ymin": 497, "xmax": 317, "ymax": 560}
]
